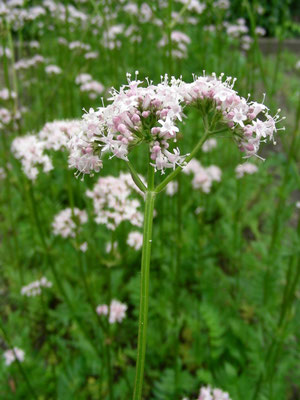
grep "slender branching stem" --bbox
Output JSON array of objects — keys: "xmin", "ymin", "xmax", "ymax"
[
  {"xmin": 133, "ymin": 164, "xmax": 156, "ymax": 400},
  {"xmin": 132, "ymin": 130, "xmax": 209, "ymax": 399}
]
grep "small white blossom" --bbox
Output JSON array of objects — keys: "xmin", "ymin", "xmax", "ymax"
[
  {"xmin": 198, "ymin": 386, "xmax": 232, "ymax": 400},
  {"xmin": 235, "ymin": 162, "xmax": 258, "ymax": 178},
  {"xmin": 86, "ymin": 173, "xmax": 143, "ymax": 230},
  {"xmin": 21, "ymin": 277, "xmax": 52, "ymax": 297},
  {"xmin": 3, "ymin": 348, "xmax": 25, "ymax": 366},
  {"xmin": 96, "ymin": 300, "xmax": 127, "ymax": 324},
  {"xmin": 202, "ymin": 138, "xmax": 217, "ymax": 152},
  {"xmin": 52, "ymin": 208, "xmax": 88, "ymax": 238},
  {"xmin": 166, "ymin": 181, "xmax": 178, "ymax": 196},
  {"xmin": 11, "ymin": 135, "xmax": 53, "ymax": 181},
  {"xmin": 127, "ymin": 231, "xmax": 143, "ymax": 250},
  {"xmin": 79, "ymin": 242, "xmax": 88, "ymax": 252},
  {"xmin": 45, "ymin": 65, "xmax": 62, "ymax": 75}
]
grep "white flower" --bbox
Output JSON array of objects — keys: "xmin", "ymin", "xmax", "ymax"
[
  {"xmin": 96, "ymin": 304, "xmax": 108, "ymax": 316},
  {"xmin": 198, "ymin": 386, "xmax": 232, "ymax": 400},
  {"xmin": 109, "ymin": 300, "xmax": 127, "ymax": 324},
  {"xmin": 166, "ymin": 181, "xmax": 178, "ymax": 196},
  {"xmin": 127, "ymin": 231, "xmax": 143, "ymax": 250},
  {"xmin": 235, "ymin": 162, "xmax": 258, "ymax": 178},
  {"xmin": 21, "ymin": 277, "xmax": 52, "ymax": 297},
  {"xmin": 67, "ymin": 73, "xmax": 282, "ymax": 177},
  {"xmin": 86, "ymin": 173, "xmax": 143, "ymax": 230},
  {"xmin": 202, "ymin": 138, "xmax": 217, "ymax": 152},
  {"xmin": 38, "ymin": 120, "xmax": 81, "ymax": 151},
  {"xmin": 96, "ymin": 300, "xmax": 127, "ymax": 324},
  {"xmin": 3, "ymin": 348, "xmax": 25, "ymax": 366},
  {"xmin": 79, "ymin": 242, "xmax": 88, "ymax": 252},
  {"xmin": 11, "ymin": 135, "xmax": 53, "ymax": 181},
  {"xmin": 52, "ymin": 208, "xmax": 88, "ymax": 238},
  {"xmin": 45, "ymin": 65, "xmax": 62, "ymax": 75},
  {"xmin": 184, "ymin": 159, "xmax": 222, "ymax": 193}
]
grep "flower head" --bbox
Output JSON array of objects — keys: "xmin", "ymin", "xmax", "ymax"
[
  {"xmin": 52, "ymin": 208, "xmax": 88, "ymax": 238},
  {"xmin": 68, "ymin": 73, "xmax": 283, "ymax": 179},
  {"xmin": 86, "ymin": 172, "xmax": 143, "ymax": 230}
]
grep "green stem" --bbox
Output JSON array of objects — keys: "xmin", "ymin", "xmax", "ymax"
[
  {"xmin": 5, "ymin": 21, "xmax": 19, "ymax": 118},
  {"xmin": 1, "ymin": 134, "xmax": 23, "ymax": 284},
  {"xmin": 132, "ymin": 167, "xmax": 156, "ymax": 400},
  {"xmin": 106, "ymin": 232, "xmax": 115, "ymax": 400},
  {"xmin": 167, "ymin": 0, "xmax": 173, "ymax": 76},
  {"xmin": 173, "ymin": 173, "xmax": 181, "ymax": 396},
  {"xmin": 127, "ymin": 160, "xmax": 147, "ymax": 193}
]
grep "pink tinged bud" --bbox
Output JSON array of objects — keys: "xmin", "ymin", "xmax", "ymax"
[
  {"xmin": 150, "ymin": 153, "xmax": 157, "ymax": 160},
  {"xmin": 248, "ymin": 113, "xmax": 255, "ymax": 120},
  {"xmin": 228, "ymin": 121, "xmax": 234, "ymax": 128},
  {"xmin": 227, "ymin": 95, "xmax": 234, "ymax": 104},
  {"xmin": 160, "ymin": 109, "xmax": 169, "ymax": 117},
  {"xmin": 142, "ymin": 111, "xmax": 150, "ymax": 118},
  {"xmin": 152, "ymin": 145, "xmax": 161, "ymax": 153},
  {"xmin": 113, "ymin": 116, "xmax": 122, "ymax": 129},
  {"xmin": 85, "ymin": 146, "xmax": 93, "ymax": 154},
  {"xmin": 246, "ymin": 144, "xmax": 254, "ymax": 151},
  {"xmin": 122, "ymin": 138, "xmax": 128, "ymax": 144},
  {"xmin": 117, "ymin": 124, "xmax": 127, "ymax": 134},
  {"xmin": 123, "ymin": 113, "xmax": 134, "ymax": 128},
  {"xmin": 152, "ymin": 99, "xmax": 161, "ymax": 107},
  {"xmin": 117, "ymin": 135, "xmax": 123, "ymax": 141},
  {"xmin": 131, "ymin": 114, "xmax": 140, "ymax": 124},
  {"xmin": 244, "ymin": 127, "xmax": 253, "ymax": 137},
  {"xmin": 227, "ymin": 111, "xmax": 234, "ymax": 119},
  {"xmin": 151, "ymin": 127, "xmax": 160, "ymax": 135}
]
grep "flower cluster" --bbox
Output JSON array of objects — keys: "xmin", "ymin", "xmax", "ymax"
[
  {"xmin": 127, "ymin": 231, "xmax": 143, "ymax": 250},
  {"xmin": 68, "ymin": 73, "xmax": 283, "ymax": 178},
  {"xmin": 183, "ymin": 159, "xmax": 222, "ymax": 193},
  {"xmin": 75, "ymin": 73, "xmax": 104, "ymax": 99},
  {"xmin": 0, "ymin": 88, "xmax": 17, "ymax": 100},
  {"xmin": 96, "ymin": 299, "xmax": 127, "ymax": 324},
  {"xmin": 158, "ymin": 31, "xmax": 191, "ymax": 59},
  {"xmin": 198, "ymin": 386, "xmax": 232, "ymax": 400},
  {"xmin": 86, "ymin": 173, "xmax": 143, "ymax": 230},
  {"xmin": 14, "ymin": 55, "xmax": 45, "ymax": 70},
  {"xmin": 0, "ymin": 108, "xmax": 13, "ymax": 127},
  {"xmin": 3, "ymin": 347, "xmax": 25, "ymax": 366},
  {"xmin": 52, "ymin": 208, "xmax": 88, "ymax": 238},
  {"xmin": 11, "ymin": 135, "xmax": 53, "ymax": 180},
  {"xmin": 21, "ymin": 277, "xmax": 52, "ymax": 297},
  {"xmin": 38, "ymin": 120, "xmax": 82, "ymax": 151},
  {"xmin": 11, "ymin": 120, "xmax": 82, "ymax": 180},
  {"xmin": 202, "ymin": 138, "xmax": 217, "ymax": 152},
  {"xmin": 45, "ymin": 64, "xmax": 62, "ymax": 75},
  {"xmin": 235, "ymin": 162, "xmax": 258, "ymax": 178}
]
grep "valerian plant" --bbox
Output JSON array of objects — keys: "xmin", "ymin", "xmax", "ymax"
[{"xmin": 68, "ymin": 71, "xmax": 283, "ymax": 400}]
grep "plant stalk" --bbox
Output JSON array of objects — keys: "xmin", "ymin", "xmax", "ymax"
[{"xmin": 133, "ymin": 167, "xmax": 156, "ymax": 400}]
